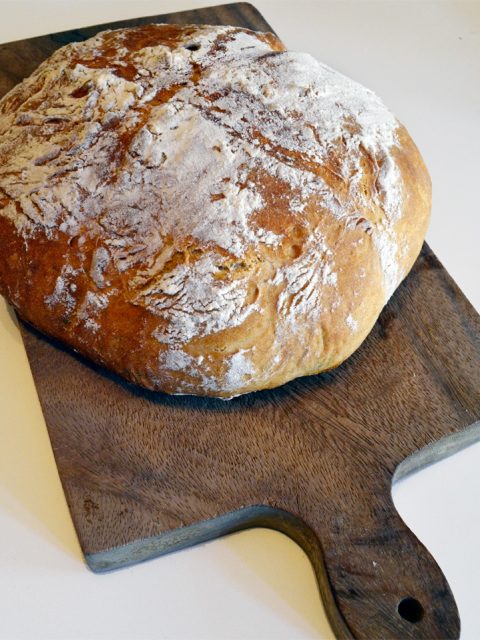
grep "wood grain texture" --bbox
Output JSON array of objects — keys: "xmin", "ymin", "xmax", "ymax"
[{"xmin": 1, "ymin": 4, "xmax": 480, "ymax": 639}]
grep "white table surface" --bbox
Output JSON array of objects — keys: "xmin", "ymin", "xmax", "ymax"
[{"xmin": 0, "ymin": 1, "xmax": 479, "ymax": 638}]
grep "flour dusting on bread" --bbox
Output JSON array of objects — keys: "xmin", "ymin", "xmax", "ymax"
[{"xmin": 0, "ymin": 24, "xmax": 431, "ymax": 397}]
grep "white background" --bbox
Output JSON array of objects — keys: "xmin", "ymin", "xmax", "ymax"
[{"xmin": 0, "ymin": 1, "xmax": 479, "ymax": 638}]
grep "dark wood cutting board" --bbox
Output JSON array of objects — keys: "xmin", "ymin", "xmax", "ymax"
[{"xmin": 1, "ymin": 4, "xmax": 479, "ymax": 639}]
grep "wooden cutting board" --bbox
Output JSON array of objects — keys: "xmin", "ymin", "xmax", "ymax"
[{"xmin": 1, "ymin": 4, "xmax": 479, "ymax": 639}]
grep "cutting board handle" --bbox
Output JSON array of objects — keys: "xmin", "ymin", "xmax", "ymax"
[
  {"xmin": 297, "ymin": 496, "xmax": 459, "ymax": 639},
  {"xmin": 85, "ymin": 490, "xmax": 459, "ymax": 639}
]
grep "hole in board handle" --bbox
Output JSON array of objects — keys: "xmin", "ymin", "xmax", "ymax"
[{"xmin": 398, "ymin": 597, "xmax": 424, "ymax": 623}]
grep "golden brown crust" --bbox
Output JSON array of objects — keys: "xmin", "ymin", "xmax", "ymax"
[{"xmin": 0, "ymin": 24, "xmax": 431, "ymax": 398}]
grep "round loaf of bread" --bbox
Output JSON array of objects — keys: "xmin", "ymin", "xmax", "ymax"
[{"xmin": 0, "ymin": 24, "xmax": 431, "ymax": 398}]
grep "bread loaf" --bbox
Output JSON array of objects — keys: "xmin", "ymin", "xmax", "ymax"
[{"xmin": 0, "ymin": 24, "xmax": 431, "ymax": 398}]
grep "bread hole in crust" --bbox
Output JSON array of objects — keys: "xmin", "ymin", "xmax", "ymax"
[
  {"xmin": 184, "ymin": 43, "xmax": 200, "ymax": 51},
  {"xmin": 354, "ymin": 217, "xmax": 373, "ymax": 234},
  {"xmin": 290, "ymin": 224, "xmax": 308, "ymax": 242},
  {"xmin": 250, "ymin": 285, "xmax": 260, "ymax": 304},
  {"xmin": 70, "ymin": 84, "xmax": 90, "ymax": 99},
  {"xmin": 214, "ymin": 258, "xmax": 251, "ymax": 279},
  {"xmin": 0, "ymin": 186, "xmax": 9, "ymax": 209},
  {"xmin": 229, "ymin": 261, "xmax": 247, "ymax": 271},
  {"xmin": 44, "ymin": 116, "xmax": 69, "ymax": 125},
  {"xmin": 287, "ymin": 244, "xmax": 302, "ymax": 259}
]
